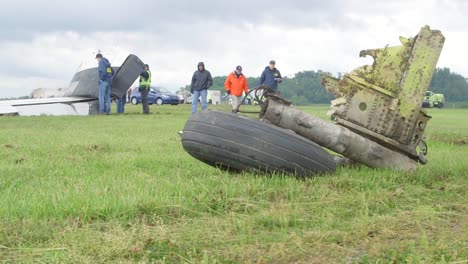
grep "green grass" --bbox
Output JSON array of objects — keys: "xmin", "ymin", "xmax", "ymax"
[{"xmin": 0, "ymin": 104, "xmax": 467, "ymax": 263}]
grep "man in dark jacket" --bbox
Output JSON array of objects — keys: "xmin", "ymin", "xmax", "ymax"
[
  {"xmin": 190, "ymin": 62, "xmax": 213, "ymax": 114},
  {"xmin": 259, "ymin": 60, "xmax": 282, "ymax": 91},
  {"xmin": 96, "ymin": 53, "xmax": 114, "ymax": 114},
  {"xmin": 139, "ymin": 64, "xmax": 152, "ymax": 114}
]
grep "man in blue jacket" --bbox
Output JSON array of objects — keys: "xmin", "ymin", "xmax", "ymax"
[
  {"xmin": 96, "ymin": 53, "xmax": 114, "ymax": 115},
  {"xmin": 259, "ymin": 60, "xmax": 282, "ymax": 91}
]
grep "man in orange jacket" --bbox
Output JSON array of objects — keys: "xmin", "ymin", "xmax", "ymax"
[{"xmin": 224, "ymin": 66, "xmax": 249, "ymax": 113}]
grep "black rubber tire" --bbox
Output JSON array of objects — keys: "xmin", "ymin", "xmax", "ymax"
[{"xmin": 182, "ymin": 110, "xmax": 336, "ymax": 177}]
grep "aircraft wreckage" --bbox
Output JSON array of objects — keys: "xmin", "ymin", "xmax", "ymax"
[
  {"xmin": 0, "ymin": 55, "xmax": 145, "ymax": 116},
  {"xmin": 181, "ymin": 26, "xmax": 445, "ymax": 175}
]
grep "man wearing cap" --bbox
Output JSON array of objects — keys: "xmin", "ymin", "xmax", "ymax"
[
  {"xmin": 96, "ymin": 53, "xmax": 114, "ymax": 115},
  {"xmin": 139, "ymin": 64, "xmax": 152, "ymax": 114},
  {"xmin": 259, "ymin": 60, "xmax": 282, "ymax": 91},
  {"xmin": 190, "ymin": 62, "xmax": 213, "ymax": 114},
  {"xmin": 224, "ymin": 66, "xmax": 249, "ymax": 113}
]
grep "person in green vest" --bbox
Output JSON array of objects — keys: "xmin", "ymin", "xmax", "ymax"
[{"xmin": 139, "ymin": 64, "xmax": 151, "ymax": 114}]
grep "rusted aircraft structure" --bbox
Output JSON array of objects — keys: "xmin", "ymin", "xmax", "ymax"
[
  {"xmin": 321, "ymin": 25, "xmax": 444, "ymax": 166},
  {"xmin": 182, "ymin": 26, "xmax": 445, "ymax": 175}
]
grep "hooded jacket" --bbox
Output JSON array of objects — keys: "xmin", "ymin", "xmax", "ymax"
[
  {"xmin": 259, "ymin": 66, "xmax": 282, "ymax": 90},
  {"xmin": 191, "ymin": 62, "xmax": 213, "ymax": 92},
  {"xmin": 98, "ymin": 57, "xmax": 113, "ymax": 83},
  {"xmin": 224, "ymin": 71, "xmax": 248, "ymax": 96}
]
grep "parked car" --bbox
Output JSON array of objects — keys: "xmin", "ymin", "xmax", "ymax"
[{"xmin": 130, "ymin": 87, "xmax": 179, "ymax": 105}]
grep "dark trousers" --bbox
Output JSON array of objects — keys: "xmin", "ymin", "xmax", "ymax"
[{"xmin": 141, "ymin": 88, "xmax": 150, "ymax": 114}]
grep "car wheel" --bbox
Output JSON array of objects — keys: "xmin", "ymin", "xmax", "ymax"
[
  {"xmin": 156, "ymin": 98, "xmax": 163, "ymax": 105},
  {"xmin": 131, "ymin": 97, "xmax": 138, "ymax": 105},
  {"xmin": 181, "ymin": 110, "xmax": 336, "ymax": 177}
]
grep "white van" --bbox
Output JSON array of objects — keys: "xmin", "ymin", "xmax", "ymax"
[{"xmin": 207, "ymin": 90, "xmax": 221, "ymax": 105}]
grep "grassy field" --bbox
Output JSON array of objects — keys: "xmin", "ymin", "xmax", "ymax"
[{"xmin": 0, "ymin": 103, "xmax": 466, "ymax": 263}]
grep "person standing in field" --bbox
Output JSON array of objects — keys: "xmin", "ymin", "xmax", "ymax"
[
  {"xmin": 96, "ymin": 53, "xmax": 114, "ymax": 115},
  {"xmin": 190, "ymin": 62, "xmax": 213, "ymax": 114},
  {"xmin": 259, "ymin": 60, "xmax": 282, "ymax": 91},
  {"xmin": 224, "ymin": 65, "xmax": 249, "ymax": 113},
  {"xmin": 139, "ymin": 64, "xmax": 151, "ymax": 114},
  {"xmin": 116, "ymin": 91, "xmax": 126, "ymax": 114}
]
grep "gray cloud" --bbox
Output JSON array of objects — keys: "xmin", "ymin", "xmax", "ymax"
[
  {"xmin": 0, "ymin": 0, "xmax": 385, "ymax": 39},
  {"xmin": 2, "ymin": 0, "xmax": 467, "ymax": 37}
]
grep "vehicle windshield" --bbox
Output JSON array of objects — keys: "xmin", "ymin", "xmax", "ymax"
[
  {"xmin": 425, "ymin": 92, "xmax": 431, "ymax": 96},
  {"xmin": 149, "ymin": 87, "xmax": 174, "ymax": 94},
  {"xmin": 159, "ymin": 88, "xmax": 173, "ymax": 94}
]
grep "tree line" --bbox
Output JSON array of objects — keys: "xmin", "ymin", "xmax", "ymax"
[
  {"xmin": 182, "ymin": 67, "xmax": 468, "ymax": 105},
  {"xmin": 429, "ymin": 67, "xmax": 468, "ymax": 102}
]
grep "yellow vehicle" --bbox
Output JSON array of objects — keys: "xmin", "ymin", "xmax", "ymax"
[{"xmin": 422, "ymin": 91, "xmax": 445, "ymax": 108}]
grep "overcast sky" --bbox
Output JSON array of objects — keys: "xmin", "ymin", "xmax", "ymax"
[{"xmin": 0, "ymin": 0, "xmax": 467, "ymax": 97}]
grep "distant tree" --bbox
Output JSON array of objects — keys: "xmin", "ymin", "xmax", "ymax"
[
  {"xmin": 210, "ymin": 76, "xmax": 226, "ymax": 92},
  {"xmin": 278, "ymin": 70, "xmax": 335, "ymax": 105},
  {"xmin": 430, "ymin": 67, "xmax": 468, "ymax": 102}
]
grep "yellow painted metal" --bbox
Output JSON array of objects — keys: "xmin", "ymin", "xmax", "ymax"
[{"xmin": 322, "ymin": 25, "xmax": 445, "ymax": 162}]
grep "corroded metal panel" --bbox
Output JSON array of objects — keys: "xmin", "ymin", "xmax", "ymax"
[{"xmin": 322, "ymin": 25, "xmax": 444, "ymax": 161}]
